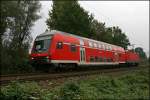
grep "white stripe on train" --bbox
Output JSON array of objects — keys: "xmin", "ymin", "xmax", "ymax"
[{"xmin": 51, "ymin": 60, "xmax": 125, "ymax": 65}]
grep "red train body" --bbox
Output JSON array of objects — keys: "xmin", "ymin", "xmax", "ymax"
[{"xmin": 30, "ymin": 30, "xmax": 140, "ymax": 66}]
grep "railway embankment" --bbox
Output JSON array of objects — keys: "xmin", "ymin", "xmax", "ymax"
[{"xmin": 0, "ymin": 65, "xmax": 149, "ymax": 99}]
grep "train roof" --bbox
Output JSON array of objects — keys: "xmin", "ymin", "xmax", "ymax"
[{"xmin": 37, "ymin": 30, "xmax": 56, "ymax": 37}]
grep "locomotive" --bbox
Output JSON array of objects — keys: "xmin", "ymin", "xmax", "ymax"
[{"xmin": 30, "ymin": 30, "xmax": 140, "ymax": 68}]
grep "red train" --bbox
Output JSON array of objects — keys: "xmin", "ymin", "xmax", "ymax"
[{"xmin": 30, "ymin": 30, "xmax": 140, "ymax": 67}]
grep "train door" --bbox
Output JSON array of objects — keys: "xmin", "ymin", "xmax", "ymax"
[
  {"xmin": 80, "ymin": 47, "xmax": 86, "ymax": 63},
  {"xmin": 114, "ymin": 52, "xmax": 119, "ymax": 62},
  {"xmin": 79, "ymin": 39, "xmax": 86, "ymax": 63}
]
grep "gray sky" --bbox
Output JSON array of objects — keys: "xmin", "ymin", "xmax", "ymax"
[{"xmin": 31, "ymin": 1, "xmax": 149, "ymax": 56}]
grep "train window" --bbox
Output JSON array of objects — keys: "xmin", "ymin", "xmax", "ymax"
[
  {"xmin": 105, "ymin": 45, "xmax": 107, "ymax": 50},
  {"xmin": 70, "ymin": 44, "xmax": 76, "ymax": 52},
  {"xmin": 110, "ymin": 58, "xmax": 113, "ymax": 62},
  {"xmin": 89, "ymin": 41, "xmax": 93, "ymax": 47},
  {"xmin": 108, "ymin": 46, "xmax": 110, "ymax": 50},
  {"xmin": 109, "ymin": 46, "xmax": 112, "ymax": 50},
  {"xmin": 99, "ymin": 57, "xmax": 103, "ymax": 62},
  {"xmin": 102, "ymin": 44, "xmax": 105, "ymax": 50},
  {"xmin": 106, "ymin": 45, "xmax": 109, "ymax": 50},
  {"xmin": 107, "ymin": 46, "xmax": 110, "ymax": 50},
  {"xmin": 90, "ymin": 56, "xmax": 94, "ymax": 62},
  {"xmin": 56, "ymin": 42, "xmax": 63, "ymax": 49},
  {"xmin": 34, "ymin": 39, "xmax": 51, "ymax": 53},
  {"xmin": 112, "ymin": 46, "xmax": 114, "ymax": 51},
  {"xmin": 92, "ymin": 43, "xmax": 94, "ymax": 47},
  {"xmin": 107, "ymin": 58, "xmax": 110, "ymax": 62},
  {"xmin": 94, "ymin": 43, "xmax": 97, "ymax": 48},
  {"xmin": 99, "ymin": 44, "xmax": 102, "ymax": 49},
  {"xmin": 95, "ymin": 56, "xmax": 98, "ymax": 62},
  {"xmin": 103, "ymin": 58, "xmax": 107, "ymax": 62}
]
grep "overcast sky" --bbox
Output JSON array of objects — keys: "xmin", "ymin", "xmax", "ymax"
[{"xmin": 31, "ymin": 1, "xmax": 149, "ymax": 56}]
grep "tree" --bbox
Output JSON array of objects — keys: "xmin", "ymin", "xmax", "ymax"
[
  {"xmin": 135, "ymin": 47, "xmax": 147, "ymax": 59},
  {"xmin": 46, "ymin": 0, "xmax": 94, "ymax": 38},
  {"xmin": 90, "ymin": 19, "xmax": 106, "ymax": 41},
  {"xmin": 107, "ymin": 26, "xmax": 130, "ymax": 49},
  {"xmin": 1, "ymin": 0, "xmax": 41, "ymax": 73},
  {"xmin": 90, "ymin": 20, "xmax": 130, "ymax": 49},
  {"xmin": 102, "ymin": 27, "xmax": 113, "ymax": 43},
  {"xmin": 2, "ymin": 1, "xmax": 41, "ymax": 49}
]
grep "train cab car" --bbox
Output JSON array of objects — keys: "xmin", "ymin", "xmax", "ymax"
[{"xmin": 30, "ymin": 30, "xmax": 80, "ymax": 66}]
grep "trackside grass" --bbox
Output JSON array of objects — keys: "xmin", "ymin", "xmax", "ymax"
[{"xmin": 0, "ymin": 68, "xmax": 149, "ymax": 100}]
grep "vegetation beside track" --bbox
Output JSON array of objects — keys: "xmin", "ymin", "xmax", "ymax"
[{"xmin": 0, "ymin": 66, "xmax": 149, "ymax": 100}]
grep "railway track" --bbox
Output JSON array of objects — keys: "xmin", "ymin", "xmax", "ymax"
[{"xmin": 0, "ymin": 65, "xmax": 148, "ymax": 85}]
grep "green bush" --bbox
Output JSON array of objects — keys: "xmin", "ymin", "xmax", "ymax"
[
  {"xmin": 1, "ymin": 47, "xmax": 35, "ymax": 74},
  {"xmin": 1, "ymin": 69, "xmax": 149, "ymax": 100},
  {"xmin": 55, "ymin": 81, "xmax": 81, "ymax": 100},
  {"xmin": 52, "ymin": 69, "xmax": 149, "ymax": 99},
  {"xmin": 0, "ymin": 81, "xmax": 43, "ymax": 100}
]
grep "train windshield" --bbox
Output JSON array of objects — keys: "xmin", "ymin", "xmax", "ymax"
[{"xmin": 32, "ymin": 36, "xmax": 52, "ymax": 53}]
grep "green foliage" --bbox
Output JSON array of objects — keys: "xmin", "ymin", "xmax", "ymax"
[
  {"xmin": 118, "ymin": 70, "xmax": 149, "ymax": 99},
  {"xmin": 1, "ymin": 47, "xmax": 34, "ymax": 74},
  {"xmin": 90, "ymin": 19, "xmax": 106, "ymax": 41},
  {"xmin": 110, "ymin": 26, "xmax": 130, "ymax": 49},
  {"xmin": 91, "ymin": 23, "xmax": 130, "ymax": 49},
  {"xmin": 0, "ymin": 81, "xmax": 43, "ymax": 100},
  {"xmin": 46, "ymin": 0, "xmax": 94, "ymax": 38},
  {"xmin": 1, "ymin": 0, "xmax": 41, "ymax": 74},
  {"xmin": 1, "ymin": 0, "xmax": 41, "ymax": 48},
  {"xmin": 1, "ymin": 69, "xmax": 149, "ymax": 99},
  {"xmin": 58, "ymin": 82, "xmax": 81, "ymax": 100},
  {"xmin": 0, "ymin": 81, "xmax": 56, "ymax": 100},
  {"xmin": 135, "ymin": 47, "xmax": 147, "ymax": 59},
  {"xmin": 54, "ymin": 69, "xmax": 149, "ymax": 99}
]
